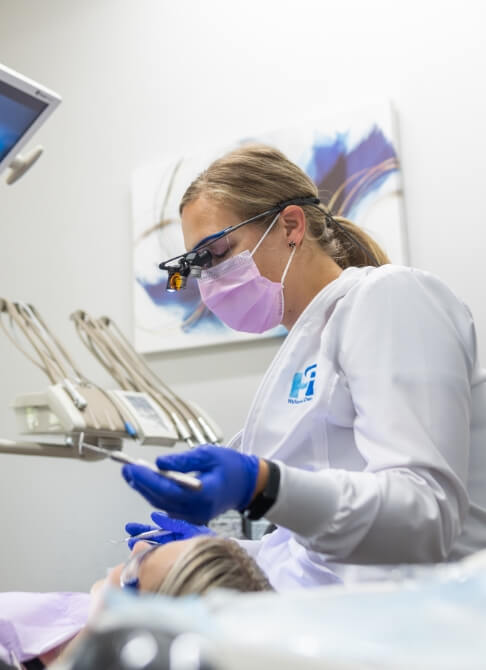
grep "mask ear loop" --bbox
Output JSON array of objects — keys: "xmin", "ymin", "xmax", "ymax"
[
  {"xmin": 250, "ymin": 212, "xmax": 281, "ymax": 257},
  {"xmin": 250, "ymin": 211, "xmax": 297, "ymax": 285},
  {"xmin": 281, "ymin": 242, "xmax": 297, "ymax": 287}
]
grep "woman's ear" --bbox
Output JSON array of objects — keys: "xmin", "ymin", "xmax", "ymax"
[{"xmin": 279, "ymin": 205, "xmax": 307, "ymax": 247}]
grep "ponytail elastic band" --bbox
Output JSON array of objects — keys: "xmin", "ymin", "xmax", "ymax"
[
  {"xmin": 274, "ymin": 196, "xmax": 379, "ymax": 267},
  {"xmin": 324, "ymin": 213, "xmax": 379, "ymax": 267}
]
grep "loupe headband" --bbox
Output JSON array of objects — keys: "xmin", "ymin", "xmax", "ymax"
[
  {"xmin": 158, "ymin": 195, "xmax": 379, "ymax": 290},
  {"xmin": 158, "ymin": 197, "xmax": 321, "ymax": 291}
]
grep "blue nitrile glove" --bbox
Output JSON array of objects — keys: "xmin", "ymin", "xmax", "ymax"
[
  {"xmin": 125, "ymin": 511, "xmax": 213, "ymax": 549},
  {"xmin": 122, "ymin": 444, "xmax": 260, "ymax": 525}
]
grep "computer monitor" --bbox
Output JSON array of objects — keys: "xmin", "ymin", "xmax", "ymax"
[{"xmin": 0, "ymin": 63, "xmax": 61, "ymax": 177}]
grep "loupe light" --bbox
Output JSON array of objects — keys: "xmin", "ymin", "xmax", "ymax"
[
  {"xmin": 160, "ymin": 248, "xmax": 212, "ymax": 291},
  {"xmin": 166, "ymin": 270, "xmax": 187, "ymax": 292}
]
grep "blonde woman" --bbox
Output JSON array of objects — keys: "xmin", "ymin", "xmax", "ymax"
[
  {"xmin": 122, "ymin": 144, "xmax": 486, "ymax": 588},
  {"xmin": 0, "ymin": 536, "xmax": 272, "ymax": 667},
  {"xmin": 98, "ymin": 535, "xmax": 272, "ymax": 596}
]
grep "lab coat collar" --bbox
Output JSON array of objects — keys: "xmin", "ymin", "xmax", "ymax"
[{"xmin": 287, "ymin": 265, "xmax": 374, "ymax": 336}]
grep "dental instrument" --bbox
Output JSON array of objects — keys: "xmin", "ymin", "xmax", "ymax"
[
  {"xmin": 0, "ymin": 298, "xmax": 221, "ymax": 463},
  {"xmin": 122, "ymin": 444, "xmax": 259, "ymax": 525},
  {"xmin": 110, "ymin": 527, "xmax": 172, "ymax": 545},
  {"xmin": 0, "ymin": 298, "xmax": 135, "ymax": 439},
  {"xmin": 80, "ymin": 442, "xmax": 202, "ymax": 491},
  {"xmin": 70, "ymin": 310, "xmax": 221, "ymax": 446}
]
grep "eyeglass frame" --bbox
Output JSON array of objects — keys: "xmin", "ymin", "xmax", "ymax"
[
  {"xmin": 119, "ymin": 543, "xmax": 160, "ymax": 590},
  {"xmin": 158, "ymin": 196, "xmax": 322, "ymax": 275}
]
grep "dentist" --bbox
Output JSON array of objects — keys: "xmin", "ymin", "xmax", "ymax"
[{"xmin": 122, "ymin": 144, "xmax": 486, "ymax": 587}]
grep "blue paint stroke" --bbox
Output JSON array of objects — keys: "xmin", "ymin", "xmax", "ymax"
[
  {"xmin": 137, "ymin": 277, "xmax": 225, "ymax": 333},
  {"xmin": 306, "ymin": 125, "xmax": 398, "ymax": 216}
]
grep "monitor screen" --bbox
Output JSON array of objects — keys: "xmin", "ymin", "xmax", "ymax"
[{"xmin": 0, "ymin": 80, "xmax": 48, "ymax": 163}]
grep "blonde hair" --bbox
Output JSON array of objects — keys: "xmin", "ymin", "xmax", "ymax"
[
  {"xmin": 156, "ymin": 536, "xmax": 273, "ymax": 597},
  {"xmin": 180, "ymin": 144, "xmax": 390, "ymax": 268}
]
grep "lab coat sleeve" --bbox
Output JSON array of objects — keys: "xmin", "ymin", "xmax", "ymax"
[
  {"xmin": 236, "ymin": 538, "xmax": 262, "ymax": 559},
  {"xmin": 266, "ymin": 267, "xmax": 474, "ymax": 563}
]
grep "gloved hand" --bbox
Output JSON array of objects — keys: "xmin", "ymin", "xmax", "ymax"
[
  {"xmin": 122, "ymin": 444, "xmax": 260, "ymax": 525},
  {"xmin": 125, "ymin": 511, "xmax": 213, "ymax": 549}
]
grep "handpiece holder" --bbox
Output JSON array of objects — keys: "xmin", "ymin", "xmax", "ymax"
[
  {"xmin": 5, "ymin": 146, "xmax": 44, "ymax": 185},
  {"xmin": 0, "ymin": 433, "xmax": 121, "ymax": 460}
]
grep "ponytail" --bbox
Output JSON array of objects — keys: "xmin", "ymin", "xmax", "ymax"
[{"xmin": 311, "ymin": 206, "xmax": 390, "ymax": 268}]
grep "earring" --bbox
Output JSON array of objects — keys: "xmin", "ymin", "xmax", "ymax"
[{"xmin": 288, "ymin": 241, "xmax": 296, "ymax": 249}]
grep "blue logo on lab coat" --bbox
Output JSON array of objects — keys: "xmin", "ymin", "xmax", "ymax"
[{"xmin": 288, "ymin": 364, "xmax": 317, "ymax": 404}]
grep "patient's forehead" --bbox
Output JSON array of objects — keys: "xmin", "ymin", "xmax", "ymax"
[{"xmin": 139, "ymin": 538, "xmax": 197, "ymax": 592}]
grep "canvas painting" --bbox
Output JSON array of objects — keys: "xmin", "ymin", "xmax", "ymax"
[{"xmin": 132, "ymin": 103, "xmax": 406, "ymax": 353}]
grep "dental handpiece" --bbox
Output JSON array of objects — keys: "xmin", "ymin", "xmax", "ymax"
[{"xmin": 82, "ymin": 443, "xmax": 202, "ymax": 491}]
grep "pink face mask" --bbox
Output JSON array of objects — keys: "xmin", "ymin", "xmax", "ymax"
[{"xmin": 197, "ymin": 214, "xmax": 296, "ymax": 333}]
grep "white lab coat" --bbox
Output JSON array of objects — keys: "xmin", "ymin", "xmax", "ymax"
[{"xmin": 233, "ymin": 265, "xmax": 486, "ymax": 589}]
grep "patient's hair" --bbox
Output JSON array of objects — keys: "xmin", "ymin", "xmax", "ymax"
[{"xmin": 156, "ymin": 537, "xmax": 273, "ymax": 596}]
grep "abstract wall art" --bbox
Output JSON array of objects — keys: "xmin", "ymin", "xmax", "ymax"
[{"xmin": 132, "ymin": 102, "xmax": 406, "ymax": 353}]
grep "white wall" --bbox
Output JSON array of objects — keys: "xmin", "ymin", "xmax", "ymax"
[{"xmin": 0, "ymin": 0, "xmax": 485, "ymax": 592}]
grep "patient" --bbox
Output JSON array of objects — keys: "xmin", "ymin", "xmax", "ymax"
[
  {"xmin": 94, "ymin": 535, "xmax": 273, "ymax": 596},
  {"xmin": 1, "ymin": 536, "xmax": 272, "ymax": 669}
]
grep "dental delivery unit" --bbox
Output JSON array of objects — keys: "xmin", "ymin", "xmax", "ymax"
[{"xmin": 0, "ymin": 298, "xmax": 222, "ymax": 484}]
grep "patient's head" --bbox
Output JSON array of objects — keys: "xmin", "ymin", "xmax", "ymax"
[
  {"xmin": 50, "ymin": 539, "xmax": 272, "ymax": 667},
  {"xmin": 99, "ymin": 536, "xmax": 272, "ymax": 597}
]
